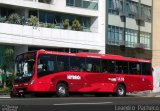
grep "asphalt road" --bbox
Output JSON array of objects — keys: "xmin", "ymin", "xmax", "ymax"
[{"xmin": 0, "ymin": 96, "xmax": 160, "ymax": 111}]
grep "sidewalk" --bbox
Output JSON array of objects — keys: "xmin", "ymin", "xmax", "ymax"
[
  {"xmin": 0, "ymin": 93, "xmax": 10, "ymax": 98},
  {"xmin": 0, "ymin": 91, "xmax": 160, "ymax": 98},
  {"xmin": 127, "ymin": 91, "xmax": 160, "ymax": 97}
]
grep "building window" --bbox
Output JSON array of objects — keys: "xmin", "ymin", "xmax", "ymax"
[
  {"xmin": 0, "ymin": 8, "xmax": 15, "ymax": 17},
  {"xmin": 108, "ymin": 25, "xmax": 123, "ymax": 45},
  {"xmin": 108, "ymin": 0, "xmax": 138, "ymax": 17},
  {"xmin": 66, "ymin": 0, "xmax": 98, "ymax": 10},
  {"xmin": 140, "ymin": 5, "xmax": 152, "ymax": 22},
  {"xmin": 38, "ymin": 0, "xmax": 52, "ymax": 4},
  {"xmin": 32, "ymin": 11, "xmax": 91, "ymax": 30},
  {"xmin": 108, "ymin": 0, "xmax": 121, "ymax": 15},
  {"xmin": 125, "ymin": 29, "xmax": 138, "ymax": 48},
  {"xmin": 108, "ymin": 0, "xmax": 152, "ymax": 23},
  {"xmin": 140, "ymin": 32, "xmax": 151, "ymax": 49},
  {"xmin": 75, "ymin": 0, "xmax": 82, "ymax": 7},
  {"xmin": 29, "ymin": 10, "xmax": 38, "ymax": 17},
  {"xmin": 83, "ymin": 0, "xmax": 98, "ymax": 10},
  {"xmin": 66, "ymin": 0, "xmax": 75, "ymax": 6},
  {"xmin": 107, "ymin": 25, "xmax": 151, "ymax": 50},
  {"xmin": 125, "ymin": 0, "xmax": 138, "ymax": 19}
]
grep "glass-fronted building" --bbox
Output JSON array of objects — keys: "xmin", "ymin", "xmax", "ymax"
[{"xmin": 106, "ymin": 0, "xmax": 152, "ymax": 60}]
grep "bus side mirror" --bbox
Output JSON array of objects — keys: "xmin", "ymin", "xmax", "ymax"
[{"xmin": 152, "ymin": 68, "xmax": 154, "ymax": 72}]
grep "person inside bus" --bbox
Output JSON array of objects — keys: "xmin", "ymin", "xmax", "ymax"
[
  {"xmin": 42, "ymin": 64, "xmax": 47, "ymax": 72},
  {"xmin": 86, "ymin": 64, "xmax": 92, "ymax": 72},
  {"xmin": 92, "ymin": 65, "xmax": 100, "ymax": 73},
  {"xmin": 79, "ymin": 63, "xmax": 86, "ymax": 72},
  {"xmin": 57, "ymin": 62, "xmax": 64, "ymax": 72},
  {"xmin": 102, "ymin": 66, "xmax": 108, "ymax": 73},
  {"xmin": 103, "ymin": 68, "xmax": 108, "ymax": 73}
]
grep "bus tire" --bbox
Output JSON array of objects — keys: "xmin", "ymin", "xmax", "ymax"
[
  {"xmin": 56, "ymin": 83, "xmax": 68, "ymax": 97},
  {"xmin": 116, "ymin": 84, "xmax": 126, "ymax": 97},
  {"xmin": 10, "ymin": 91, "xmax": 16, "ymax": 98}
]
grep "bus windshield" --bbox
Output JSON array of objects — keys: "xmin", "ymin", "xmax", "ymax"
[{"xmin": 14, "ymin": 52, "xmax": 35, "ymax": 83}]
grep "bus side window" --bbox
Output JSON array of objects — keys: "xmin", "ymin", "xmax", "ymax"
[
  {"xmin": 115, "ymin": 61, "xmax": 128, "ymax": 74},
  {"xmin": 92, "ymin": 65, "xmax": 100, "ymax": 72},
  {"xmin": 70, "ymin": 56, "xmax": 85, "ymax": 72},
  {"xmin": 38, "ymin": 55, "xmax": 56, "ymax": 77},
  {"xmin": 86, "ymin": 58, "xmax": 101, "ymax": 73},
  {"xmin": 142, "ymin": 63, "xmax": 152, "ymax": 75},
  {"xmin": 102, "ymin": 60, "xmax": 116, "ymax": 74},
  {"xmin": 129, "ymin": 62, "xmax": 141, "ymax": 75},
  {"xmin": 57, "ymin": 55, "xmax": 69, "ymax": 72},
  {"xmin": 86, "ymin": 64, "xmax": 92, "ymax": 72},
  {"xmin": 101, "ymin": 59, "xmax": 108, "ymax": 73}
]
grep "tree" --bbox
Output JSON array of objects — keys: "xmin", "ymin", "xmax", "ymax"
[{"xmin": 3, "ymin": 48, "xmax": 14, "ymax": 88}]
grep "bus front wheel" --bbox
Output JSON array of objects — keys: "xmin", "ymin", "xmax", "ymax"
[
  {"xmin": 116, "ymin": 84, "xmax": 126, "ymax": 97},
  {"xmin": 56, "ymin": 83, "xmax": 68, "ymax": 97}
]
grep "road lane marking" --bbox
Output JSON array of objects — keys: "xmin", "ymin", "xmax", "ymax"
[
  {"xmin": 53, "ymin": 102, "xmax": 113, "ymax": 106},
  {"xmin": 0, "ymin": 97, "xmax": 11, "ymax": 99}
]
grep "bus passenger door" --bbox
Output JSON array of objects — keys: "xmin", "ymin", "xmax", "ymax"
[
  {"xmin": 141, "ymin": 63, "xmax": 153, "ymax": 90},
  {"xmin": 128, "ymin": 62, "xmax": 144, "ymax": 91}
]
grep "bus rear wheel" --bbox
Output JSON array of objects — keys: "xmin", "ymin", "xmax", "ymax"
[
  {"xmin": 56, "ymin": 83, "xmax": 68, "ymax": 97},
  {"xmin": 116, "ymin": 84, "xmax": 126, "ymax": 97}
]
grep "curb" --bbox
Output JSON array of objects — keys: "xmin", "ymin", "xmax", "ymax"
[
  {"xmin": 0, "ymin": 94, "xmax": 10, "ymax": 98},
  {"xmin": 127, "ymin": 92, "xmax": 160, "ymax": 97}
]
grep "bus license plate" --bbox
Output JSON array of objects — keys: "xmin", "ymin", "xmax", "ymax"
[{"xmin": 19, "ymin": 90, "xmax": 24, "ymax": 93}]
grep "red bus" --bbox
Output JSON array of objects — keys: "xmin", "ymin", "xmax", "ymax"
[{"xmin": 12, "ymin": 49, "xmax": 153, "ymax": 97}]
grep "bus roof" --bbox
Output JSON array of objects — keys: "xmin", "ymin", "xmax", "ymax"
[{"xmin": 37, "ymin": 49, "xmax": 151, "ymax": 63}]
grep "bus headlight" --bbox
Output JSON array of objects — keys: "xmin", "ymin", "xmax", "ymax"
[{"xmin": 14, "ymin": 84, "xmax": 19, "ymax": 87}]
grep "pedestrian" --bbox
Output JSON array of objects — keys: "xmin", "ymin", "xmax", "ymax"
[{"xmin": 0, "ymin": 66, "xmax": 3, "ymax": 88}]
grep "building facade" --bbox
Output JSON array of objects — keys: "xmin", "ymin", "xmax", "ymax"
[
  {"xmin": 106, "ymin": 0, "xmax": 152, "ymax": 60},
  {"xmin": 152, "ymin": 0, "xmax": 160, "ymax": 92},
  {"xmin": 153, "ymin": 0, "xmax": 160, "ymax": 67},
  {"xmin": 0, "ymin": 0, "xmax": 105, "ymax": 53},
  {"xmin": 0, "ymin": 0, "xmax": 105, "ymax": 74}
]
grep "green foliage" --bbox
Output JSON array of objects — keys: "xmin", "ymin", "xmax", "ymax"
[
  {"xmin": 63, "ymin": 19, "xmax": 70, "ymax": 29},
  {"xmin": 8, "ymin": 13, "xmax": 21, "ymax": 24},
  {"xmin": 0, "ymin": 16, "xmax": 7, "ymax": 23},
  {"xmin": 3, "ymin": 48, "xmax": 14, "ymax": 89},
  {"xmin": 39, "ymin": 23, "xmax": 55, "ymax": 28},
  {"xmin": 72, "ymin": 18, "xmax": 81, "ymax": 31},
  {"xmin": 6, "ymin": 74, "xmax": 13, "ymax": 89},
  {"xmin": 1, "ymin": 13, "xmax": 89, "ymax": 32},
  {"xmin": 0, "ymin": 87, "xmax": 10, "ymax": 93},
  {"xmin": 39, "ymin": 23, "xmax": 46, "ymax": 27},
  {"xmin": 4, "ymin": 48, "xmax": 14, "ymax": 66},
  {"xmin": 46, "ymin": 23, "xmax": 55, "ymax": 28},
  {"xmin": 28, "ymin": 15, "xmax": 38, "ymax": 26}
]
